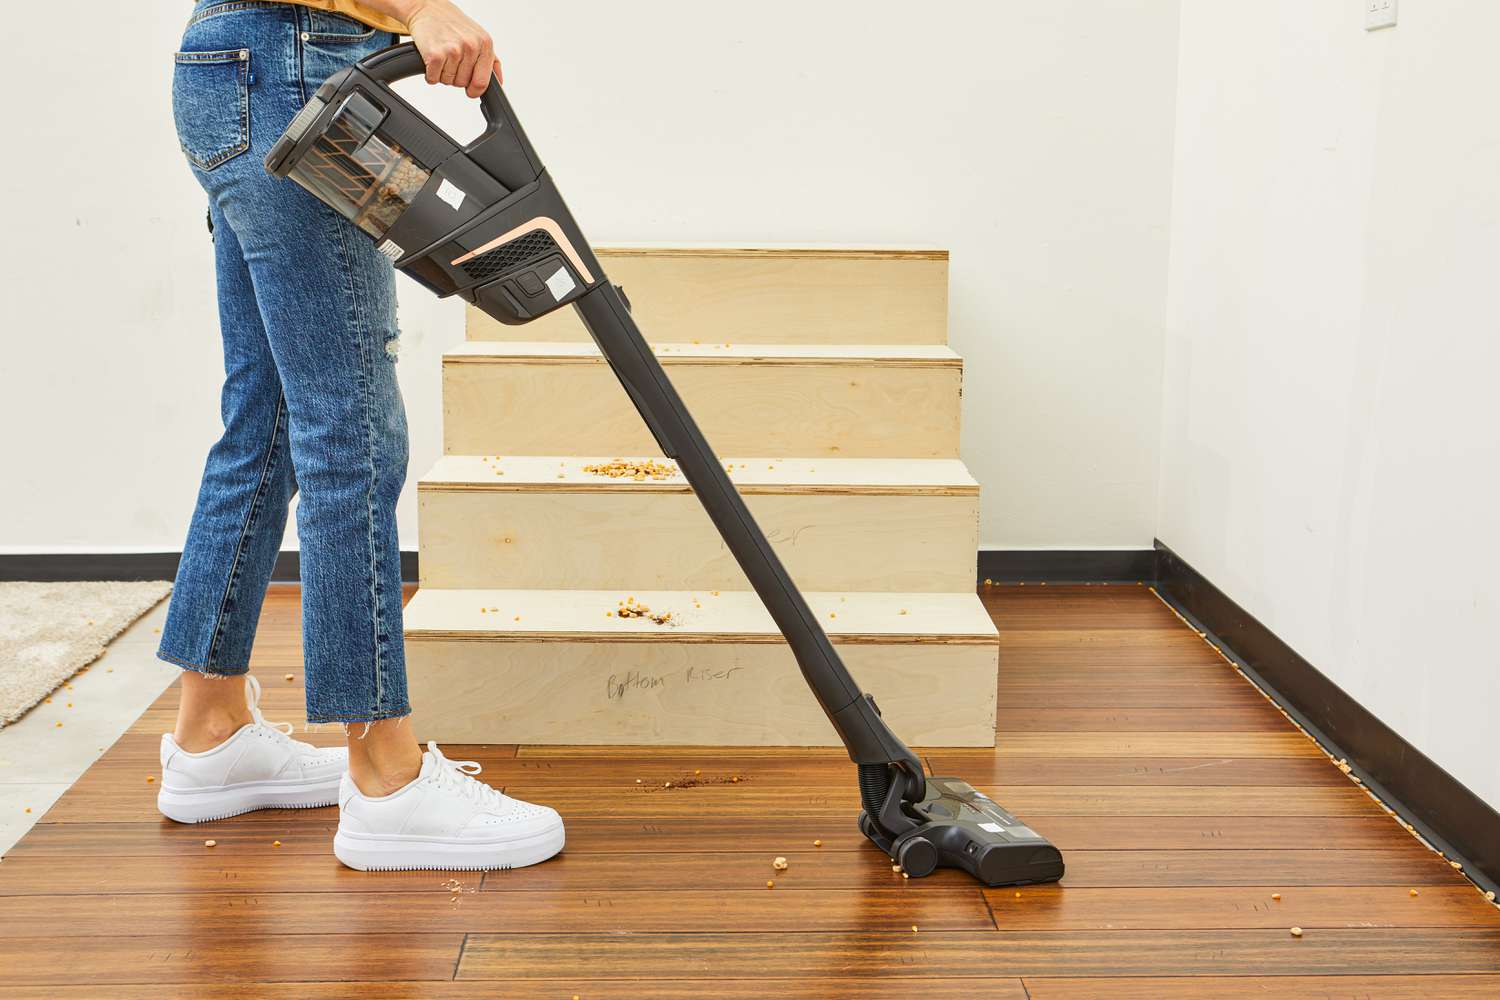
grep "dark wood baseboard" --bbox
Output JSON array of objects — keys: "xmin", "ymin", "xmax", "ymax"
[
  {"xmin": 0, "ymin": 551, "xmax": 421, "ymax": 583},
  {"xmin": 978, "ymin": 548, "xmax": 1156, "ymax": 583},
  {"xmin": 1152, "ymin": 539, "xmax": 1500, "ymax": 898}
]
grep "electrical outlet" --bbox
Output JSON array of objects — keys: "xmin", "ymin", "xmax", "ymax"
[{"xmin": 1365, "ymin": 0, "xmax": 1397, "ymax": 30}]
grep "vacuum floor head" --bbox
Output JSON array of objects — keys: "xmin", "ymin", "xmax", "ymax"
[{"xmin": 862, "ymin": 776, "xmax": 1064, "ymax": 886}]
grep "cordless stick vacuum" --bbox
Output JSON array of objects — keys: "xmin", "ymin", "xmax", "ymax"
[{"xmin": 267, "ymin": 42, "xmax": 1063, "ymax": 887}]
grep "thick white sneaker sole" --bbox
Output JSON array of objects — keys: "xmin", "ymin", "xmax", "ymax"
[
  {"xmin": 157, "ymin": 776, "xmax": 343, "ymax": 824},
  {"xmin": 333, "ymin": 822, "xmax": 565, "ymax": 872}
]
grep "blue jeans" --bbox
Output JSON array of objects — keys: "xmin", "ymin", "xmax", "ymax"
[{"xmin": 158, "ymin": 1, "xmax": 410, "ymax": 724}]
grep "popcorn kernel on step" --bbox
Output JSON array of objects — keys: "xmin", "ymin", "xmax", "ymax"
[{"xmin": 1289, "ymin": 927, "xmax": 1303, "ymax": 938}]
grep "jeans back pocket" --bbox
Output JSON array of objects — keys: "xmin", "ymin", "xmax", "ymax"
[{"xmin": 173, "ymin": 48, "xmax": 251, "ymax": 171}]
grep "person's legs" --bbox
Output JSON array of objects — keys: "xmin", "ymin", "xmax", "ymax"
[
  {"xmin": 158, "ymin": 201, "xmax": 297, "ymax": 751},
  {"xmin": 160, "ymin": 3, "xmax": 418, "ymax": 807},
  {"xmin": 192, "ymin": 7, "xmax": 420, "ymax": 783},
  {"xmin": 159, "ymin": 3, "xmax": 562, "ymax": 868}
]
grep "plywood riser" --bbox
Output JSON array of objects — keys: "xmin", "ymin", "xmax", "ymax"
[
  {"xmin": 405, "ymin": 638, "xmax": 998, "ymax": 747},
  {"xmin": 442, "ymin": 362, "xmax": 962, "ymax": 458},
  {"xmin": 417, "ymin": 491, "xmax": 979, "ymax": 592},
  {"xmin": 467, "ymin": 250, "xmax": 949, "ymax": 345}
]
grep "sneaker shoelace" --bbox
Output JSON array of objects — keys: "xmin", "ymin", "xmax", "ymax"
[
  {"xmin": 427, "ymin": 741, "xmax": 511, "ymax": 813},
  {"xmin": 244, "ymin": 675, "xmax": 295, "ymax": 740}
]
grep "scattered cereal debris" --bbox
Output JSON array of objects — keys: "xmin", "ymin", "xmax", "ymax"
[
  {"xmin": 146, "ymin": 776, "xmax": 155, "ymax": 784},
  {"xmin": 892, "ymin": 865, "xmax": 902, "ymax": 874},
  {"xmin": 912, "ymin": 925, "xmax": 919, "ymax": 933},
  {"xmin": 24, "ymin": 807, "xmax": 31, "ymax": 814},
  {"xmin": 694, "ymin": 769, "xmax": 701, "ymax": 776},
  {"xmin": 1451, "ymin": 861, "xmax": 1464, "ymax": 870},
  {"xmin": 284, "ymin": 673, "xmax": 295, "ymax": 682},
  {"xmin": 273, "ymin": 840, "xmax": 282, "ymax": 847},
  {"xmin": 616, "ymin": 597, "xmax": 675, "ymax": 625},
  {"xmin": 1271, "ymin": 893, "xmax": 1281, "ymax": 901},
  {"xmin": 766, "ymin": 880, "xmax": 775, "ymax": 889},
  {"xmin": 898, "ymin": 609, "xmax": 909, "ymax": 616},
  {"xmin": 583, "ymin": 458, "xmax": 677, "ymax": 481},
  {"xmin": 55, "ymin": 722, "xmax": 62, "ymax": 728},
  {"xmin": 1486, "ymin": 891, "xmax": 1497, "ymax": 902},
  {"xmin": 902, "ymin": 872, "xmax": 910, "ymax": 880},
  {"xmin": 1289, "ymin": 926, "xmax": 1303, "ymax": 938},
  {"xmin": 1410, "ymin": 889, "xmax": 1420, "ymax": 897},
  {"xmin": 814, "ymin": 840, "xmax": 823, "ymax": 848},
  {"xmin": 772, "ymin": 857, "xmax": 789, "ymax": 871},
  {"xmin": 204, "ymin": 840, "xmax": 217, "ymax": 848}
]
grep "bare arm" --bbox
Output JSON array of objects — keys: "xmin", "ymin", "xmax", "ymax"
[{"xmin": 359, "ymin": 0, "xmax": 501, "ymax": 98}]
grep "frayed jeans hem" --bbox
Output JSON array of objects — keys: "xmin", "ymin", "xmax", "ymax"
[
  {"xmin": 306, "ymin": 707, "xmax": 412, "ymax": 727},
  {"xmin": 157, "ymin": 648, "xmax": 250, "ymax": 677}
]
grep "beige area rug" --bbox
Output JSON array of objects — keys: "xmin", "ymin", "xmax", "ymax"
[{"xmin": 0, "ymin": 581, "xmax": 172, "ymax": 726}]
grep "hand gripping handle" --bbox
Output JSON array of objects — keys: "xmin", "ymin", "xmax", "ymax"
[{"xmin": 358, "ymin": 41, "xmax": 541, "ymax": 189}]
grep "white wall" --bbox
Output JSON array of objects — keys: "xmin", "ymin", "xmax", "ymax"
[
  {"xmin": 1158, "ymin": 1, "xmax": 1500, "ymax": 808},
  {"xmin": 0, "ymin": 1, "xmax": 1180, "ymax": 556}
]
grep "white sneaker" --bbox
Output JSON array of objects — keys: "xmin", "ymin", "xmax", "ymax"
[
  {"xmin": 157, "ymin": 675, "xmax": 347, "ymax": 823},
  {"xmin": 334, "ymin": 742, "xmax": 565, "ymax": 871}
]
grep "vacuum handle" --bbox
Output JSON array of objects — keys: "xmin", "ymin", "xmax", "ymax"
[
  {"xmin": 359, "ymin": 42, "xmax": 509, "ymax": 135},
  {"xmin": 358, "ymin": 41, "xmax": 542, "ymax": 189}
]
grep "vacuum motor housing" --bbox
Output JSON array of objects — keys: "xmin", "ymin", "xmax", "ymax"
[{"xmin": 266, "ymin": 45, "xmax": 599, "ymax": 327}]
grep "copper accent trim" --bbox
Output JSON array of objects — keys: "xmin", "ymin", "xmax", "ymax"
[{"xmin": 451, "ymin": 217, "xmax": 595, "ymax": 285}]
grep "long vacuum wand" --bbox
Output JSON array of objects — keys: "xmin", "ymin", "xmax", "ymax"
[{"xmin": 568, "ymin": 281, "xmax": 927, "ymax": 817}]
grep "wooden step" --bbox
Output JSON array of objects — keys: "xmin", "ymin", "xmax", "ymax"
[
  {"xmin": 403, "ymin": 588, "xmax": 998, "ymax": 746},
  {"xmin": 442, "ymin": 342, "xmax": 963, "ymax": 458},
  {"xmin": 417, "ymin": 455, "xmax": 979, "ymax": 593},
  {"xmin": 466, "ymin": 245, "xmax": 949, "ymax": 345}
]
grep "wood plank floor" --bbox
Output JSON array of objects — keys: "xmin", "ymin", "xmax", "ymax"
[{"xmin": 3, "ymin": 583, "xmax": 1497, "ymax": 997}]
